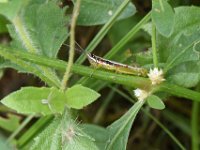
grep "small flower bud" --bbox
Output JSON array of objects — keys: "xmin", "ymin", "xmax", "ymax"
[
  {"xmin": 134, "ymin": 88, "xmax": 149, "ymax": 101},
  {"xmin": 147, "ymin": 68, "xmax": 165, "ymax": 85}
]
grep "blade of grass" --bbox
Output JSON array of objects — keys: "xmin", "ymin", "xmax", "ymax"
[
  {"xmin": 104, "ymin": 12, "xmax": 151, "ymax": 59},
  {"xmin": 17, "ymin": 115, "xmax": 54, "ymax": 148},
  {"xmin": 75, "ymin": 0, "xmax": 133, "ymax": 64},
  {"xmin": 151, "ymin": 23, "xmax": 158, "ymax": 67},
  {"xmin": 93, "ymin": 87, "xmax": 116, "ymax": 124},
  {"xmin": 7, "ymin": 115, "xmax": 35, "ymax": 142},
  {"xmin": 191, "ymin": 101, "xmax": 199, "ymax": 150},
  {"xmin": 162, "ymin": 110, "xmax": 191, "ymax": 136}
]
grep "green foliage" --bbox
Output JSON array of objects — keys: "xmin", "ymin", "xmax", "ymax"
[
  {"xmin": 105, "ymin": 100, "xmax": 145, "ymax": 150},
  {"xmin": 147, "ymin": 95, "xmax": 165, "ymax": 110},
  {"xmin": 0, "ymin": 135, "xmax": 12, "ymax": 150},
  {"xmin": 158, "ymin": 6, "xmax": 200, "ymax": 88},
  {"xmin": 0, "ymin": 114, "xmax": 20, "ymax": 132},
  {"xmin": 75, "ymin": 0, "xmax": 136, "ymax": 25},
  {"xmin": 152, "ymin": 0, "xmax": 175, "ymax": 37},
  {"xmin": 0, "ymin": 15, "xmax": 8, "ymax": 33},
  {"xmin": 81, "ymin": 124, "xmax": 108, "ymax": 149},
  {"xmin": 167, "ymin": 61, "xmax": 200, "ymax": 88},
  {"xmin": 0, "ymin": 0, "xmax": 69, "ymax": 87},
  {"xmin": 30, "ymin": 109, "xmax": 99, "ymax": 150},
  {"xmin": 0, "ymin": 0, "xmax": 199, "ymax": 150},
  {"xmin": 0, "ymin": 0, "xmax": 24, "ymax": 21},
  {"xmin": 1, "ymin": 85, "xmax": 100, "ymax": 115},
  {"xmin": 65, "ymin": 84, "xmax": 100, "ymax": 109}
]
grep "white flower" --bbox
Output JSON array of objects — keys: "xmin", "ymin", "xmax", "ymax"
[
  {"xmin": 134, "ymin": 88, "xmax": 149, "ymax": 101},
  {"xmin": 147, "ymin": 68, "xmax": 165, "ymax": 85}
]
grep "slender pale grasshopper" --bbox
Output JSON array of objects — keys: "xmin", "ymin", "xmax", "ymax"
[{"xmin": 64, "ymin": 42, "xmax": 148, "ymax": 77}]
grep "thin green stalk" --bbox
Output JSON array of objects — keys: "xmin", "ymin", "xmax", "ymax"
[
  {"xmin": 17, "ymin": 115, "xmax": 54, "ymax": 148},
  {"xmin": 158, "ymin": 83, "xmax": 200, "ymax": 102},
  {"xmin": 151, "ymin": 23, "xmax": 158, "ymax": 67},
  {"xmin": 0, "ymin": 45, "xmax": 150, "ymax": 88},
  {"xmin": 7, "ymin": 115, "xmax": 35, "ymax": 142},
  {"xmin": 105, "ymin": 12, "xmax": 151, "ymax": 59},
  {"xmin": 93, "ymin": 87, "xmax": 116, "ymax": 123},
  {"xmin": 109, "ymin": 86, "xmax": 186, "ymax": 150},
  {"xmin": 1, "ymin": 46, "xmax": 200, "ymax": 102},
  {"xmin": 163, "ymin": 110, "xmax": 191, "ymax": 136},
  {"xmin": 147, "ymin": 110, "xmax": 186, "ymax": 150},
  {"xmin": 76, "ymin": 0, "xmax": 132, "ymax": 64},
  {"xmin": 191, "ymin": 101, "xmax": 199, "ymax": 150},
  {"xmin": 61, "ymin": 0, "xmax": 81, "ymax": 90}
]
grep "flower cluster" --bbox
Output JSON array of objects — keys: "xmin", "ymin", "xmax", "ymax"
[
  {"xmin": 134, "ymin": 89, "xmax": 149, "ymax": 101},
  {"xmin": 147, "ymin": 68, "xmax": 165, "ymax": 85}
]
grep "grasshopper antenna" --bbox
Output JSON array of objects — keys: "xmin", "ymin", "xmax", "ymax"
[
  {"xmin": 62, "ymin": 43, "xmax": 81, "ymax": 54},
  {"xmin": 62, "ymin": 41, "xmax": 89, "ymax": 55}
]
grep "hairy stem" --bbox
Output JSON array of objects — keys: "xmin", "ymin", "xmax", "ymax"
[{"xmin": 61, "ymin": 0, "xmax": 81, "ymax": 91}]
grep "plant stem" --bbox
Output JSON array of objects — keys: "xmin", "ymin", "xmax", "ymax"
[
  {"xmin": 17, "ymin": 115, "xmax": 54, "ymax": 148},
  {"xmin": 105, "ymin": 12, "xmax": 151, "ymax": 59},
  {"xmin": 93, "ymin": 87, "xmax": 116, "ymax": 123},
  {"xmin": 191, "ymin": 102, "xmax": 199, "ymax": 150},
  {"xmin": 1, "ymin": 46, "xmax": 200, "ymax": 102},
  {"xmin": 7, "ymin": 115, "xmax": 35, "ymax": 142},
  {"xmin": 151, "ymin": 23, "xmax": 158, "ymax": 67},
  {"xmin": 61, "ymin": 0, "xmax": 81, "ymax": 91},
  {"xmin": 75, "ymin": 0, "xmax": 132, "ymax": 64}
]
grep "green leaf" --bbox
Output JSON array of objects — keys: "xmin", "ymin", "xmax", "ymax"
[
  {"xmin": 3, "ymin": 0, "xmax": 69, "ymax": 87},
  {"xmin": 0, "ymin": 135, "xmax": 12, "ymax": 150},
  {"xmin": 7, "ymin": 1, "xmax": 68, "ymax": 58},
  {"xmin": 75, "ymin": 0, "xmax": 136, "ymax": 26},
  {"xmin": 158, "ymin": 6, "xmax": 200, "ymax": 63},
  {"xmin": 65, "ymin": 84, "xmax": 100, "ymax": 109},
  {"xmin": 0, "ymin": 114, "xmax": 21, "ymax": 132},
  {"xmin": 151, "ymin": 0, "xmax": 175, "ymax": 37},
  {"xmin": 105, "ymin": 100, "xmax": 145, "ymax": 150},
  {"xmin": 147, "ymin": 95, "xmax": 165, "ymax": 110},
  {"xmin": 0, "ymin": 0, "xmax": 24, "ymax": 21},
  {"xmin": 167, "ymin": 61, "xmax": 200, "ymax": 88},
  {"xmin": 81, "ymin": 124, "xmax": 109, "ymax": 149},
  {"xmin": 1, "ymin": 87, "xmax": 66, "ymax": 115},
  {"xmin": 164, "ymin": 32, "xmax": 200, "ymax": 72},
  {"xmin": 1, "ymin": 85, "xmax": 100, "ymax": 115},
  {"xmin": 31, "ymin": 109, "xmax": 99, "ymax": 150}
]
